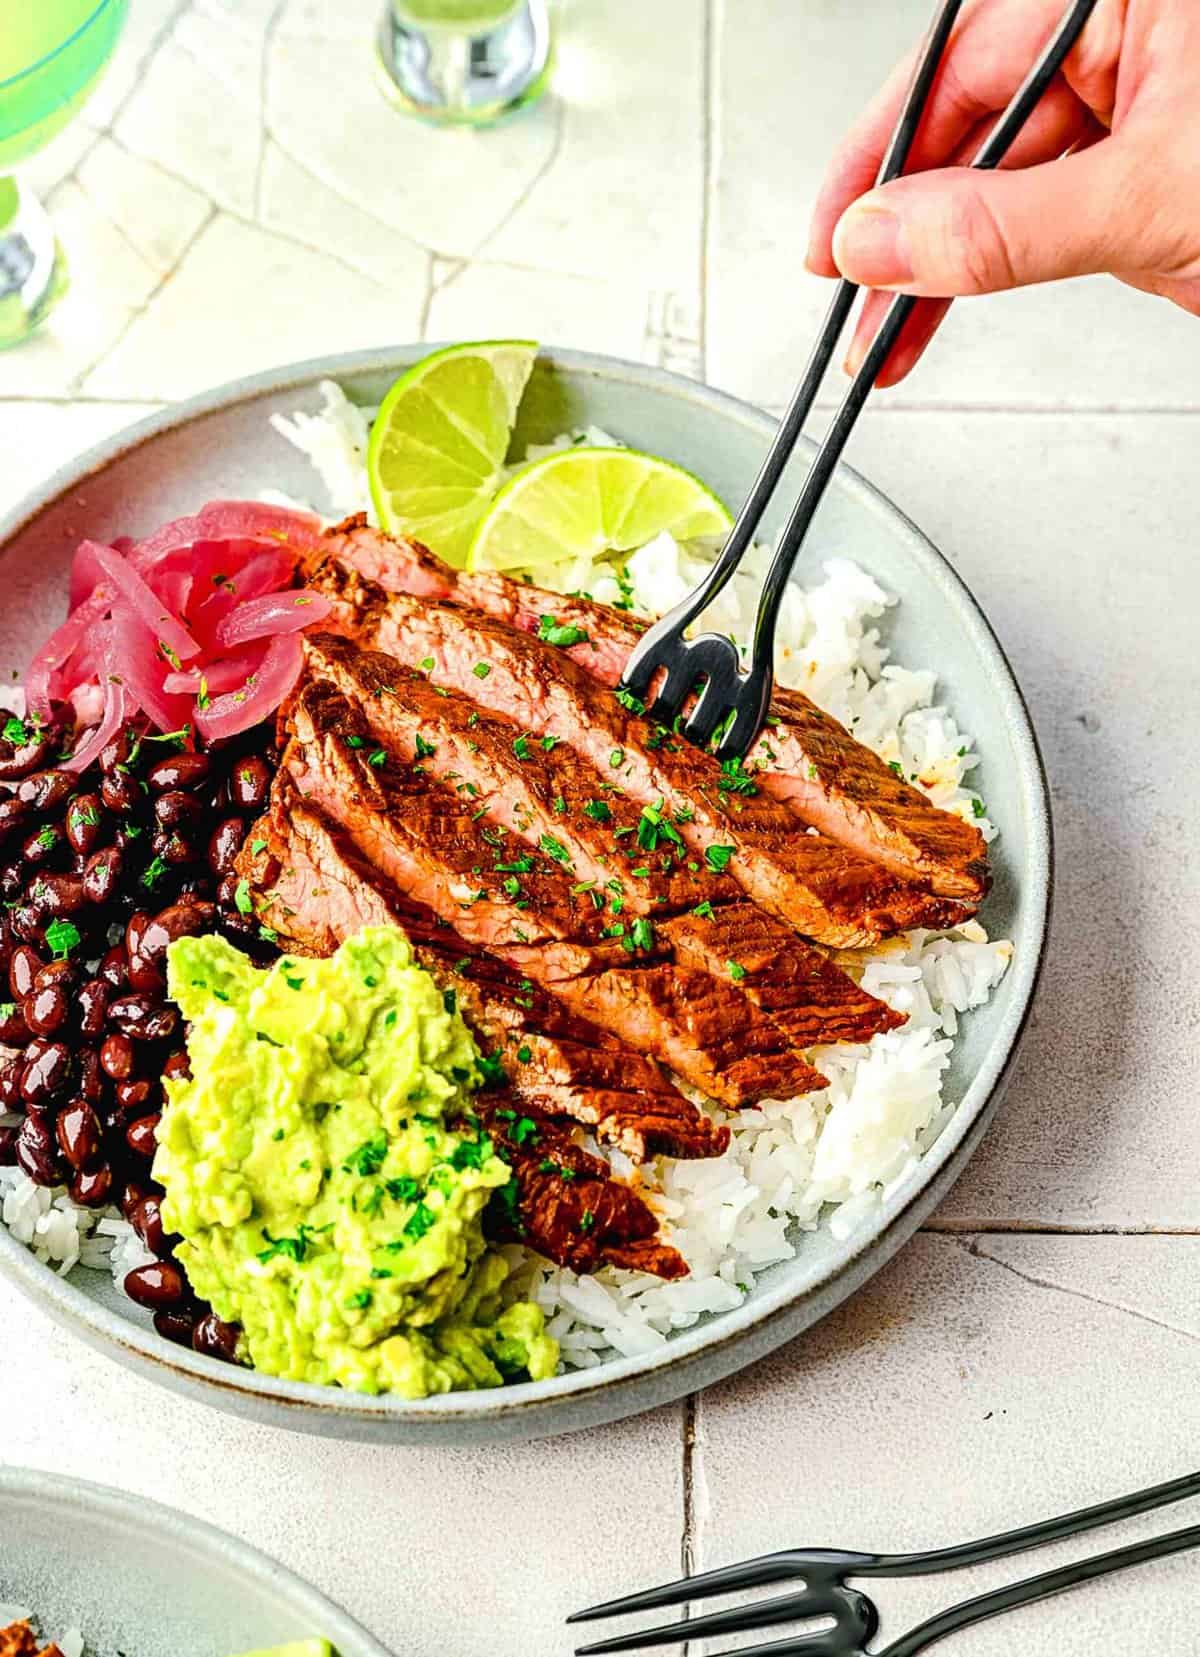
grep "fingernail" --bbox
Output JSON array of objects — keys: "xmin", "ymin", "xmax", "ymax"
[
  {"xmin": 833, "ymin": 202, "xmax": 913, "ymax": 287},
  {"xmin": 844, "ymin": 339, "xmax": 865, "ymax": 377}
]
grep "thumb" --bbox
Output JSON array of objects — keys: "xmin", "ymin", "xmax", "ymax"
[{"xmin": 831, "ymin": 143, "xmax": 1154, "ymax": 296}]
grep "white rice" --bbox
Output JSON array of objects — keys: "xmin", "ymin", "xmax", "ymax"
[{"xmin": 0, "ymin": 380, "xmax": 1012, "ymax": 1378}]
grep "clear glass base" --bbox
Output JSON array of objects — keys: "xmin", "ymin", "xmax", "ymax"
[
  {"xmin": 375, "ymin": 0, "xmax": 552, "ymax": 127},
  {"xmin": 0, "ymin": 178, "xmax": 69, "ymax": 351}
]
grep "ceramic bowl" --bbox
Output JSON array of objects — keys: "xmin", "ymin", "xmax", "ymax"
[
  {"xmin": 0, "ymin": 346, "xmax": 1051, "ymax": 1443},
  {"xmin": 0, "ymin": 1467, "xmax": 392, "ymax": 1656}
]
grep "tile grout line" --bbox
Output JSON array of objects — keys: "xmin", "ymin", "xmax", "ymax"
[
  {"xmin": 681, "ymin": 1393, "xmax": 698, "ymax": 1657},
  {"xmin": 698, "ymin": 0, "xmax": 717, "ymax": 383},
  {"xmin": 923, "ymin": 1221, "xmax": 1200, "ymax": 1236}
]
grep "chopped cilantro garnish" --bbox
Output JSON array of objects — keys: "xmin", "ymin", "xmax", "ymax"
[
  {"xmin": 512, "ymin": 1116, "xmax": 539, "ymax": 1146},
  {"xmin": 36, "ymin": 825, "xmax": 57, "ymax": 851},
  {"xmin": 516, "ymin": 1044, "xmax": 532, "ymax": 1064},
  {"xmin": 418, "ymin": 656, "xmax": 435, "ymax": 671},
  {"xmin": 583, "ymin": 799, "xmax": 612, "ymax": 823},
  {"xmin": 615, "ymin": 687, "xmax": 646, "ymax": 716},
  {"xmin": 477, "ymin": 1050, "xmax": 507, "ymax": 1086},
  {"xmin": 414, "ymin": 734, "xmax": 436, "ymax": 759},
  {"xmin": 719, "ymin": 756, "xmax": 759, "ymax": 795},
  {"xmin": 609, "ymin": 748, "xmax": 624, "ymax": 768},
  {"xmin": 141, "ymin": 855, "xmax": 169, "ymax": 890},
  {"xmin": 250, "ymin": 838, "xmax": 268, "ymax": 856},
  {"xmin": 972, "ymin": 797, "xmax": 987, "ymax": 819},
  {"xmin": 45, "ymin": 919, "xmax": 81, "ymax": 959},
  {"xmin": 692, "ymin": 900, "xmax": 715, "ymax": 920},
  {"xmin": 344, "ymin": 1132, "xmax": 388, "ymax": 1178},
  {"xmin": 704, "ymin": 844, "xmax": 734, "ymax": 873},
  {"xmin": 2, "ymin": 716, "xmax": 31, "ymax": 747},
  {"xmin": 537, "ymin": 614, "xmax": 589, "ymax": 649},
  {"xmin": 346, "ymin": 734, "xmax": 364, "ymax": 749},
  {"xmin": 727, "ymin": 959, "xmax": 746, "ymax": 982},
  {"xmin": 512, "ymin": 735, "xmax": 532, "ymax": 761},
  {"xmin": 367, "ymin": 749, "xmax": 387, "ymax": 768},
  {"xmin": 404, "ymin": 1202, "xmax": 437, "ymax": 1242},
  {"xmin": 472, "ymin": 661, "xmax": 491, "ymax": 679},
  {"xmin": 628, "ymin": 917, "xmax": 654, "ymax": 952},
  {"xmin": 540, "ymin": 735, "xmax": 562, "ymax": 752},
  {"xmin": 345, "ymin": 1289, "xmax": 373, "ymax": 1310},
  {"xmin": 579, "ymin": 1209, "xmax": 595, "ymax": 1233},
  {"xmin": 539, "ymin": 834, "xmax": 572, "ymax": 868},
  {"xmin": 233, "ymin": 878, "xmax": 253, "ymax": 915}
]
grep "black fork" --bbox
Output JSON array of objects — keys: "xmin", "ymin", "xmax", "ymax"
[
  {"xmin": 620, "ymin": 0, "xmax": 1103, "ymax": 761},
  {"xmin": 568, "ymin": 1469, "xmax": 1200, "ymax": 1657}
]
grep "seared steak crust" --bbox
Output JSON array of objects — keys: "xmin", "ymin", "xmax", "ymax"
[
  {"xmin": 309, "ymin": 518, "xmax": 989, "ymax": 903},
  {"xmin": 239, "ymin": 788, "xmax": 728, "ymax": 1163},
  {"xmin": 302, "ymin": 633, "xmax": 904, "ymax": 1055},
  {"xmin": 475, "ymin": 1095, "xmax": 688, "ymax": 1279},
  {"xmin": 305, "ymin": 552, "xmax": 974, "ymax": 947},
  {"xmin": 282, "ymin": 677, "xmax": 827, "ymax": 1107}
]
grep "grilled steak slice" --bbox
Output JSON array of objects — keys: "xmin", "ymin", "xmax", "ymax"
[
  {"xmin": 308, "ymin": 518, "xmax": 989, "ymax": 903},
  {"xmin": 304, "ymin": 633, "xmax": 904, "ymax": 1054},
  {"xmin": 239, "ymin": 790, "xmax": 728, "ymax": 1162},
  {"xmin": 476, "ymin": 1095, "xmax": 688, "ymax": 1279},
  {"xmin": 283, "ymin": 677, "xmax": 827, "ymax": 1107},
  {"xmin": 304, "ymin": 561, "xmax": 974, "ymax": 947}
]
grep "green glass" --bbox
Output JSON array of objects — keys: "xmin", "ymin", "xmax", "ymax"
[
  {"xmin": 0, "ymin": 0, "xmax": 129, "ymax": 349},
  {"xmin": 376, "ymin": 0, "xmax": 552, "ymax": 126}
]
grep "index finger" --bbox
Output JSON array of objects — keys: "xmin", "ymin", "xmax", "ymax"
[{"xmin": 806, "ymin": 0, "xmax": 1073, "ymax": 276}]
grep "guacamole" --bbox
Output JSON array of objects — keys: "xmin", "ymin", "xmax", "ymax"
[{"xmin": 155, "ymin": 927, "xmax": 557, "ymax": 1397}]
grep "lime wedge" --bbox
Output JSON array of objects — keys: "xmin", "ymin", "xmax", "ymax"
[
  {"xmin": 228, "ymin": 1642, "xmax": 333, "ymax": 1657},
  {"xmin": 467, "ymin": 447, "xmax": 732, "ymax": 576},
  {"xmin": 367, "ymin": 339, "xmax": 538, "ymax": 567},
  {"xmin": 467, "ymin": 445, "xmax": 733, "ymax": 574}
]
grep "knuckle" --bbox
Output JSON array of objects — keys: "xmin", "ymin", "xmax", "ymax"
[{"xmin": 948, "ymin": 185, "xmax": 1021, "ymax": 293}]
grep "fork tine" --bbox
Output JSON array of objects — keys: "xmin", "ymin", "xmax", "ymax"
[
  {"xmin": 714, "ymin": 694, "xmax": 770, "ymax": 764},
  {"xmin": 575, "ymin": 1586, "xmax": 832, "ymax": 1655},
  {"xmin": 683, "ymin": 682, "xmax": 734, "ymax": 749},
  {"xmin": 568, "ymin": 1551, "xmax": 809, "ymax": 1625}
]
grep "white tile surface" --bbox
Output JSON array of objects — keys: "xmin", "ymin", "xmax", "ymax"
[{"xmin": 3, "ymin": 3, "xmax": 1200, "ymax": 1652}]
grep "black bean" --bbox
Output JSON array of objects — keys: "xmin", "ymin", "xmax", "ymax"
[
  {"xmin": 27, "ymin": 872, "xmax": 86, "ymax": 918},
  {"xmin": 162, "ymin": 1049, "xmax": 191, "ymax": 1084},
  {"xmin": 0, "ymin": 795, "xmax": 31, "ymax": 844},
  {"xmin": 153, "ymin": 789, "xmax": 203, "ymax": 832},
  {"xmin": 136, "ymin": 900, "xmax": 216, "ymax": 974},
  {"xmin": 33, "ymin": 959, "xmax": 80, "ymax": 996},
  {"xmin": 100, "ymin": 730, "xmax": 136, "ymax": 773},
  {"xmin": 109, "ymin": 995, "xmax": 178, "ymax": 1043},
  {"xmin": 0, "ymin": 1001, "xmax": 30, "ymax": 1045},
  {"xmin": 8, "ymin": 944, "xmax": 43, "ymax": 1002},
  {"xmin": 130, "ymin": 1193, "xmax": 173, "ymax": 1254},
  {"xmin": 70, "ymin": 1164, "xmax": 113, "ymax": 1207},
  {"xmin": 98, "ymin": 945, "xmax": 129, "ymax": 990},
  {"xmin": 0, "ymin": 1057, "xmax": 23, "ymax": 1109},
  {"xmin": 120, "ymin": 1180, "xmax": 154, "ymax": 1222},
  {"xmin": 154, "ymin": 1308, "xmax": 199, "ymax": 1347},
  {"xmin": 125, "ymin": 911, "xmax": 152, "ymax": 962},
  {"xmin": 116, "ymin": 1079, "xmax": 153, "ymax": 1114},
  {"xmin": 100, "ymin": 1032, "xmax": 135, "ymax": 1080},
  {"xmin": 21, "ymin": 823, "xmax": 64, "ymax": 869},
  {"xmin": 77, "ymin": 1048, "xmax": 104, "ymax": 1103},
  {"xmin": 193, "ymin": 1312, "xmax": 241, "ymax": 1364},
  {"xmin": 0, "ymin": 859, "xmax": 25, "ymax": 898},
  {"xmin": 26, "ymin": 983, "xmax": 69, "ymax": 1036},
  {"xmin": 115, "ymin": 822, "xmax": 147, "ymax": 854},
  {"xmin": 20, "ymin": 1039, "xmax": 72, "ymax": 1105},
  {"xmin": 150, "ymin": 829, "xmax": 195, "ymax": 866},
  {"xmin": 124, "ymin": 1260, "xmax": 187, "ymax": 1309},
  {"xmin": 0, "ymin": 1125, "xmax": 18, "ymax": 1166},
  {"xmin": 17, "ymin": 769, "xmax": 75, "ymax": 812},
  {"xmin": 82, "ymin": 844, "xmax": 122, "ymax": 906},
  {"xmin": 0, "ymin": 723, "xmax": 54, "ymax": 782},
  {"xmin": 229, "ymin": 755, "xmax": 271, "ymax": 812},
  {"xmin": 65, "ymin": 792, "xmax": 105, "ymax": 857},
  {"xmin": 147, "ymin": 752, "xmax": 210, "ymax": 795},
  {"xmin": 56, "ymin": 1099, "xmax": 103, "ymax": 1171},
  {"xmin": 9, "ymin": 904, "xmax": 44, "ymax": 945},
  {"xmin": 207, "ymin": 816, "xmax": 246, "ymax": 877},
  {"xmin": 16, "ymin": 1114, "xmax": 60, "ymax": 1185},
  {"xmin": 78, "ymin": 978, "xmax": 110, "ymax": 1038},
  {"xmin": 126, "ymin": 954, "xmax": 166, "ymax": 997},
  {"xmin": 100, "ymin": 768, "xmax": 141, "ymax": 814},
  {"xmin": 126, "ymin": 1113, "xmax": 160, "ymax": 1159}
]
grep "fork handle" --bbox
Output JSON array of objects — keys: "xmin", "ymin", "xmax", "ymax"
[
  {"xmin": 879, "ymin": 1521, "xmax": 1200, "ymax": 1656},
  {"xmin": 745, "ymin": 0, "xmax": 1104, "ymax": 685},
  {"xmin": 637, "ymin": 0, "xmax": 965, "ymax": 645}
]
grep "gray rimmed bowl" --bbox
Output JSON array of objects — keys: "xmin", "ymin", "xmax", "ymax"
[
  {"xmin": 0, "ymin": 1467, "xmax": 393, "ymax": 1656},
  {"xmin": 0, "ymin": 345, "xmax": 1051, "ymax": 1444}
]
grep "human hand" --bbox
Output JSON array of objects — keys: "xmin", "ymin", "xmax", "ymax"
[{"xmin": 807, "ymin": 0, "xmax": 1200, "ymax": 386}]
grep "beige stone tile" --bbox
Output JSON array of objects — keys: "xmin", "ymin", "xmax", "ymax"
[
  {"xmin": 427, "ymin": 259, "xmax": 651, "ymax": 360},
  {"xmin": 82, "ymin": 213, "xmax": 424, "ymax": 401},
  {"xmin": 827, "ymin": 409, "xmax": 1200, "ymax": 1228},
  {"xmin": 259, "ymin": 139, "xmax": 428, "ymax": 301},
  {"xmin": 1, "ymin": 1277, "xmax": 685, "ymax": 1657},
  {"xmin": 84, "ymin": 0, "xmax": 189, "ymax": 129},
  {"xmin": 697, "ymin": 1234, "xmax": 1200, "ymax": 1654},
  {"xmin": 77, "ymin": 138, "xmax": 213, "ymax": 278},
  {"xmin": 485, "ymin": 0, "xmax": 705, "ymax": 289},
  {"xmin": 265, "ymin": 32, "xmax": 560, "ymax": 258},
  {"xmin": 707, "ymin": 0, "xmax": 1200, "ymax": 410}
]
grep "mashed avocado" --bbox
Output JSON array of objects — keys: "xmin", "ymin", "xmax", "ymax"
[{"xmin": 155, "ymin": 927, "xmax": 557, "ymax": 1397}]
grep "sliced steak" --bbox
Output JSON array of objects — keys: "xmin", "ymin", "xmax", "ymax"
[
  {"xmin": 303, "ymin": 632, "xmax": 904, "ymax": 1055},
  {"xmin": 309, "ymin": 517, "xmax": 989, "ymax": 902},
  {"xmin": 304, "ymin": 559, "xmax": 974, "ymax": 947},
  {"xmin": 239, "ymin": 789, "xmax": 728, "ymax": 1162},
  {"xmin": 282, "ymin": 677, "xmax": 827, "ymax": 1107},
  {"xmin": 476, "ymin": 1095, "xmax": 688, "ymax": 1279}
]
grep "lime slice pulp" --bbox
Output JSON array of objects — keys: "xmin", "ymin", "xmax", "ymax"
[
  {"xmin": 467, "ymin": 445, "xmax": 733, "ymax": 574},
  {"xmin": 367, "ymin": 339, "xmax": 538, "ymax": 567}
]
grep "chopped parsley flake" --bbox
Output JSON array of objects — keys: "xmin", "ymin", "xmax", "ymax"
[
  {"xmin": 704, "ymin": 844, "xmax": 734, "ymax": 873},
  {"xmin": 719, "ymin": 756, "xmax": 759, "ymax": 796},
  {"xmin": 45, "ymin": 919, "xmax": 81, "ymax": 959},
  {"xmin": 537, "ymin": 614, "xmax": 589, "ymax": 648},
  {"xmin": 512, "ymin": 735, "xmax": 532, "ymax": 761},
  {"xmin": 233, "ymin": 878, "xmax": 253, "ymax": 915},
  {"xmin": 583, "ymin": 799, "xmax": 612, "ymax": 824},
  {"xmin": 539, "ymin": 834, "xmax": 572, "ymax": 868},
  {"xmin": 141, "ymin": 855, "xmax": 169, "ymax": 890},
  {"xmin": 615, "ymin": 688, "xmax": 646, "ymax": 715},
  {"xmin": 472, "ymin": 661, "xmax": 491, "ymax": 679},
  {"xmin": 727, "ymin": 959, "xmax": 747, "ymax": 982}
]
